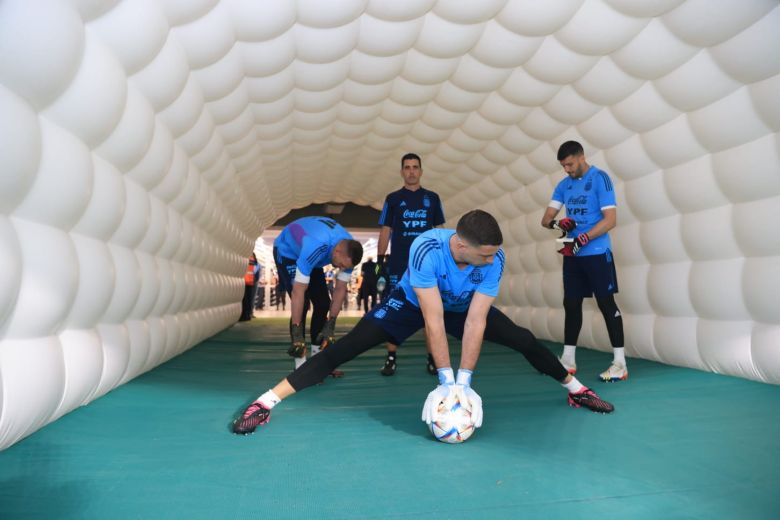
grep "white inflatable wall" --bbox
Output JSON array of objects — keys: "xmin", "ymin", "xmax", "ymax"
[{"xmin": 1, "ymin": 0, "xmax": 778, "ymax": 450}]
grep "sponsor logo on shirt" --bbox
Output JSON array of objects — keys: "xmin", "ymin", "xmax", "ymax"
[
  {"xmin": 401, "ymin": 208, "xmax": 431, "ymax": 235},
  {"xmin": 440, "ymin": 289, "xmax": 476, "ymax": 309}
]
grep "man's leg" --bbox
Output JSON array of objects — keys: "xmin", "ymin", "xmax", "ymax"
[
  {"xmin": 233, "ymin": 319, "xmax": 391, "ymax": 434},
  {"xmin": 481, "ymin": 308, "xmax": 614, "ymax": 414},
  {"xmin": 561, "ymin": 296, "xmax": 583, "ymax": 373},
  {"xmin": 560, "ymin": 256, "xmax": 589, "ymax": 374},
  {"xmin": 306, "ymin": 268, "xmax": 330, "ymax": 354},
  {"xmin": 584, "ymin": 253, "xmax": 628, "ymax": 382},
  {"xmin": 381, "ymin": 341, "xmax": 399, "ymax": 376},
  {"xmin": 240, "ymin": 285, "xmax": 253, "ymax": 321},
  {"xmin": 380, "ymin": 273, "xmax": 402, "ymax": 376},
  {"xmin": 596, "ymin": 294, "xmax": 627, "ymax": 382}
]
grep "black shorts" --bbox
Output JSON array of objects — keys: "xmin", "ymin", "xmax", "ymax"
[
  {"xmin": 273, "ymin": 247, "xmax": 325, "ymax": 296},
  {"xmin": 563, "ymin": 251, "xmax": 619, "ymax": 298}
]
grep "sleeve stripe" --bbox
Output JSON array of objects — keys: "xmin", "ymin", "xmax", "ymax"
[
  {"xmin": 598, "ymin": 171, "xmax": 613, "ymax": 191},
  {"xmin": 378, "ymin": 201, "xmax": 389, "ymax": 225},
  {"xmin": 306, "ymin": 245, "xmax": 329, "ymax": 265},
  {"xmin": 496, "ymin": 249, "xmax": 505, "ymax": 278},
  {"xmin": 412, "ymin": 239, "xmax": 440, "ymax": 271}
]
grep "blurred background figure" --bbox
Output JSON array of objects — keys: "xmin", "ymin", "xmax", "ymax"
[{"xmin": 240, "ymin": 253, "xmax": 260, "ymax": 321}]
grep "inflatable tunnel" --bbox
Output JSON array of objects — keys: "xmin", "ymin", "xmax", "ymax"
[{"xmin": 1, "ymin": 0, "xmax": 778, "ymax": 450}]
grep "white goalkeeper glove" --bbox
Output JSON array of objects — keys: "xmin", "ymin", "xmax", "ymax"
[
  {"xmin": 421, "ymin": 367, "xmax": 455, "ymax": 424},
  {"xmin": 455, "ymin": 369, "xmax": 483, "ymax": 428}
]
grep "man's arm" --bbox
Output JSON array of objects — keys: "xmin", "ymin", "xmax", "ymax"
[
  {"xmin": 377, "ymin": 226, "xmax": 391, "ymax": 256},
  {"xmin": 460, "ymin": 292, "xmax": 494, "ymax": 371},
  {"xmin": 414, "ymin": 286, "xmax": 449, "ymax": 369},
  {"xmin": 541, "ymin": 206, "xmax": 560, "ymax": 229},
  {"xmin": 290, "ymin": 282, "xmax": 308, "ymax": 325},
  {"xmin": 328, "ymin": 278, "xmax": 349, "ymax": 319}
]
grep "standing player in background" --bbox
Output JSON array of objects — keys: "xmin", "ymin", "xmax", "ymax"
[
  {"xmin": 273, "ymin": 217, "xmax": 363, "ymax": 371},
  {"xmin": 239, "ymin": 253, "xmax": 259, "ymax": 322},
  {"xmin": 232, "ymin": 210, "xmax": 614, "ymax": 436},
  {"xmin": 377, "ymin": 153, "xmax": 445, "ymax": 376},
  {"xmin": 359, "ymin": 257, "xmax": 378, "ymax": 313},
  {"xmin": 541, "ymin": 140, "xmax": 627, "ymax": 382}
]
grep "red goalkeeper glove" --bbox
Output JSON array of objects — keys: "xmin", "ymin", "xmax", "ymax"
[
  {"xmin": 558, "ymin": 233, "xmax": 589, "ymax": 256},
  {"xmin": 550, "ymin": 217, "xmax": 576, "ymax": 233}
]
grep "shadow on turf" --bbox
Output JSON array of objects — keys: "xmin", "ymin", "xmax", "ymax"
[{"xmin": 0, "ymin": 445, "xmax": 88, "ymax": 518}]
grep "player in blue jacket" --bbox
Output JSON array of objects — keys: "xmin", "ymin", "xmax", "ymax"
[
  {"xmin": 273, "ymin": 217, "xmax": 363, "ymax": 370},
  {"xmin": 542, "ymin": 140, "xmax": 627, "ymax": 382},
  {"xmin": 233, "ymin": 210, "xmax": 614, "ymax": 435}
]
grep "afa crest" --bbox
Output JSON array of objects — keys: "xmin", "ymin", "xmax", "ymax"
[{"xmin": 469, "ymin": 269, "xmax": 483, "ymax": 284}]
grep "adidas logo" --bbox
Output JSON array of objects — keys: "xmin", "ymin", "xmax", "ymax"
[
  {"xmin": 400, "ymin": 201, "xmax": 407, "ymax": 207},
  {"xmin": 614, "ymin": 310, "xmax": 621, "ymax": 318}
]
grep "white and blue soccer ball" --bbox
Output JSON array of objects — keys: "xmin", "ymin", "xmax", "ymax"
[{"xmin": 429, "ymin": 392, "xmax": 475, "ymax": 444}]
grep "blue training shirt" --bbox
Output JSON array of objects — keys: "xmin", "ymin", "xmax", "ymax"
[
  {"xmin": 273, "ymin": 217, "xmax": 354, "ymax": 277},
  {"xmin": 397, "ymin": 229, "xmax": 505, "ymax": 313},
  {"xmin": 550, "ymin": 165, "xmax": 616, "ymax": 256},
  {"xmin": 378, "ymin": 187, "xmax": 445, "ymax": 274}
]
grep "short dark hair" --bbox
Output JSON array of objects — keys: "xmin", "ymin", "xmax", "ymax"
[
  {"xmin": 456, "ymin": 210, "xmax": 502, "ymax": 246},
  {"xmin": 344, "ymin": 239, "xmax": 363, "ymax": 266},
  {"xmin": 557, "ymin": 140, "xmax": 584, "ymax": 161},
  {"xmin": 401, "ymin": 153, "xmax": 422, "ymax": 169}
]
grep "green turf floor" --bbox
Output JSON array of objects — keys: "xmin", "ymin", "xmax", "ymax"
[{"xmin": 1, "ymin": 317, "xmax": 779, "ymax": 519}]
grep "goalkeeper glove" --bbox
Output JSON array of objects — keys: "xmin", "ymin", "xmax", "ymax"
[
  {"xmin": 315, "ymin": 317, "xmax": 337, "ymax": 349},
  {"xmin": 455, "ymin": 369, "xmax": 483, "ymax": 427},
  {"xmin": 375, "ymin": 255, "xmax": 386, "ymax": 276},
  {"xmin": 549, "ymin": 217, "xmax": 576, "ymax": 233},
  {"xmin": 558, "ymin": 233, "xmax": 589, "ymax": 256},
  {"xmin": 288, "ymin": 322, "xmax": 306, "ymax": 357},
  {"xmin": 454, "ymin": 385, "xmax": 483, "ymax": 428},
  {"xmin": 421, "ymin": 368, "xmax": 455, "ymax": 424}
]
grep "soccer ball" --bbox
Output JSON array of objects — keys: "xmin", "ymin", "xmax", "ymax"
[{"xmin": 428, "ymin": 392, "xmax": 475, "ymax": 444}]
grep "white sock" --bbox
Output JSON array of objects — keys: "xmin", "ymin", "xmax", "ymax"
[
  {"xmin": 310, "ymin": 343, "xmax": 321, "ymax": 356},
  {"xmin": 561, "ymin": 345, "xmax": 577, "ymax": 365},
  {"xmin": 294, "ymin": 356, "xmax": 306, "ymax": 369},
  {"xmin": 613, "ymin": 347, "xmax": 626, "ymax": 366},
  {"xmin": 562, "ymin": 377, "xmax": 585, "ymax": 394},
  {"xmin": 256, "ymin": 390, "xmax": 281, "ymax": 409}
]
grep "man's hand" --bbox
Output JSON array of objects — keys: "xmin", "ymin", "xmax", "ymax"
[
  {"xmin": 315, "ymin": 317, "xmax": 336, "ymax": 349},
  {"xmin": 455, "ymin": 385, "xmax": 483, "ymax": 428},
  {"xmin": 288, "ymin": 323, "xmax": 306, "ymax": 357},
  {"xmin": 422, "ymin": 385, "xmax": 454, "ymax": 424},
  {"xmin": 550, "ymin": 217, "xmax": 576, "ymax": 233},
  {"xmin": 374, "ymin": 255, "xmax": 385, "ymax": 275},
  {"xmin": 422, "ymin": 367, "xmax": 455, "ymax": 424},
  {"xmin": 558, "ymin": 233, "xmax": 589, "ymax": 256},
  {"xmin": 454, "ymin": 369, "xmax": 483, "ymax": 427}
]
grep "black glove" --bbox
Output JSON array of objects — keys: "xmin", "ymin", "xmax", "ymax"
[
  {"xmin": 375, "ymin": 255, "xmax": 386, "ymax": 276},
  {"xmin": 315, "ymin": 317, "xmax": 337, "ymax": 349},
  {"xmin": 550, "ymin": 217, "xmax": 576, "ymax": 233},
  {"xmin": 558, "ymin": 233, "xmax": 589, "ymax": 256},
  {"xmin": 288, "ymin": 323, "xmax": 306, "ymax": 357}
]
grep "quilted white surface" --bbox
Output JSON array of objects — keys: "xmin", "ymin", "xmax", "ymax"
[{"xmin": 1, "ymin": 0, "xmax": 778, "ymax": 449}]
